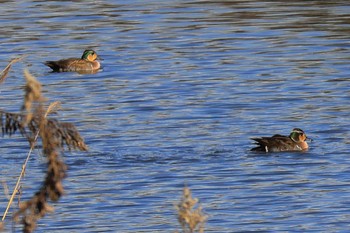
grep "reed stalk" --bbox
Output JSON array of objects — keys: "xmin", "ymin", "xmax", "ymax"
[
  {"xmin": 0, "ymin": 56, "xmax": 25, "ymax": 84},
  {"xmin": 0, "ymin": 68, "xmax": 87, "ymax": 232},
  {"xmin": 1, "ymin": 100, "xmax": 60, "ymax": 222}
]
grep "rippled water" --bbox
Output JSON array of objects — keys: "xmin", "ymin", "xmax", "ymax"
[{"xmin": 1, "ymin": 0, "xmax": 350, "ymax": 232}]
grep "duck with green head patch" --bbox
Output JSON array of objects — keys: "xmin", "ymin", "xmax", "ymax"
[
  {"xmin": 45, "ymin": 50, "xmax": 101, "ymax": 72},
  {"xmin": 251, "ymin": 128, "xmax": 310, "ymax": 152}
]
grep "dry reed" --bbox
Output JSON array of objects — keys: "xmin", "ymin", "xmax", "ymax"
[
  {"xmin": 0, "ymin": 56, "xmax": 25, "ymax": 84},
  {"xmin": 176, "ymin": 186, "xmax": 207, "ymax": 233},
  {"xmin": 0, "ymin": 68, "xmax": 87, "ymax": 233}
]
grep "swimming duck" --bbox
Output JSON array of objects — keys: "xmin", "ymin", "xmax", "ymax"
[
  {"xmin": 45, "ymin": 50, "xmax": 100, "ymax": 72},
  {"xmin": 251, "ymin": 128, "xmax": 309, "ymax": 152}
]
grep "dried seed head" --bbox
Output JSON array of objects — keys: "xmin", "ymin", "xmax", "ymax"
[
  {"xmin": 176, "ymin": 186, "xmax": 207, "ymax": 233},
  {"xmin": 0, "ymin": 55, "xmax": 25, "ymax": 84}
]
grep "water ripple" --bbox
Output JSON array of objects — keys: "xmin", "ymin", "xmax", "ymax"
[{"xmin": 1, "ymin": 0, "xmax": 350, "ymax": 232}]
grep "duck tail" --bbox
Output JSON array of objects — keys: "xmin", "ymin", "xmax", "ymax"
[
  {"xmin": 44, "ymin": 61, "xmax": 60, "ymax": 71},
  {"xmin": 250, "ymin": 138, "xmax": 266, "ymax": 152}
]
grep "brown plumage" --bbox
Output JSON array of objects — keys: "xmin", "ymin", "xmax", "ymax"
[
  {"xmin": 251, "ymin": 128, "xmax": 309, "ymax": 152},
  {"xmin": 45, "ymin": 50, "xmax": 100, "ymax": 72}
]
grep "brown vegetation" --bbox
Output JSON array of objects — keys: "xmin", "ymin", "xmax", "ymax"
[
  {"xmin": 0, "ymin": 56, "xmax": 25, "ymax": 84},
  {"xmin": 0, "ymin": 58, "xmax": 87, "ymax": 232},
  {"xmin": 176, "ymin": 186, "xmax": 207, "ymax": 233}
]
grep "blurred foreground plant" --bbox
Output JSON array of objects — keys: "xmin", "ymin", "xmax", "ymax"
[
  {"xmin": 176, "ymin": 186, "xmax": 207, "ymax": 233},
  {"xmin": 0, "ymin": 56, "xmax": 25, "ymax": 84},
  {"xmin": 0, "ymin": 59, "xmax": 87, "ymax": 233}
]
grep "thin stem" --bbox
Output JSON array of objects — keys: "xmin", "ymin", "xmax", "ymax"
[
  {"xmin": 1, "ymin": 129, "xmax": 40, "ymax": 222},
  {"xmin": 1, "ymin": 101, "xmax": 59, "ymax": 222}
]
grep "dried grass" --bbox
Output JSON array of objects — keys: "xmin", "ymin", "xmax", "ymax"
[
  {"xmin": 0, "ymin": 56, "xmax": 25, "ymax": 84},
  {"xmin": 21, "ymin": 69, "xmax": 47, "ymax": 126},
  {"xmin": 0, "ymin": 69, "xmax": 87, "ymax": 232},
  {"xmin": 176, "ymin": 186, "xmax": 207, "ymax": 233}
]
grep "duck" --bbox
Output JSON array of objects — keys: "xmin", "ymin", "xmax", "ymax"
[
  {"xmin": 251, "ymin": 128, "xmax": 309, "ymax": 152},
  {"xmin": 45, "ymin": 50, "xmax": 101, "ymax": 73}
]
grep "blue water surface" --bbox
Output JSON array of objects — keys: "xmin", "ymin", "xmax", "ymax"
[{"xmin": 1, "ymin": 1, "xmax": 350, "ymax": 232}]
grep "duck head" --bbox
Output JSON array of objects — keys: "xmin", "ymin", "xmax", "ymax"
[
  {"xmin": 289, "ymin": 128, "xmax": 308, "ymax": 143},
  {"xmin": 81, "ymin": 50, "xmax": 99, "ymax": 61}
]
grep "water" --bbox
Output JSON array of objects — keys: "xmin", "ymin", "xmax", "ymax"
[{"xmin": 1, "ymin": 0, "xmax": 350, "ymax": 232}]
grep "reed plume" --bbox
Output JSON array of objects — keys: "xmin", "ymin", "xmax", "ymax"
[
  {"xmin": 0, "ymin": 56, "xmax": 25, "ymax": 84},
  {"xmin": 0, "ymin": 68, "xmax": 87, "ymax": 233},
  {"xmin": 176, "ymin": 186, "xmax": 207, "ymax": 233}
]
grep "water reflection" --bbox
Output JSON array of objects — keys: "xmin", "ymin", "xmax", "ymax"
[{"xmin": 1, "ymin": 0, "xmax": 350, "ymax": 232}]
